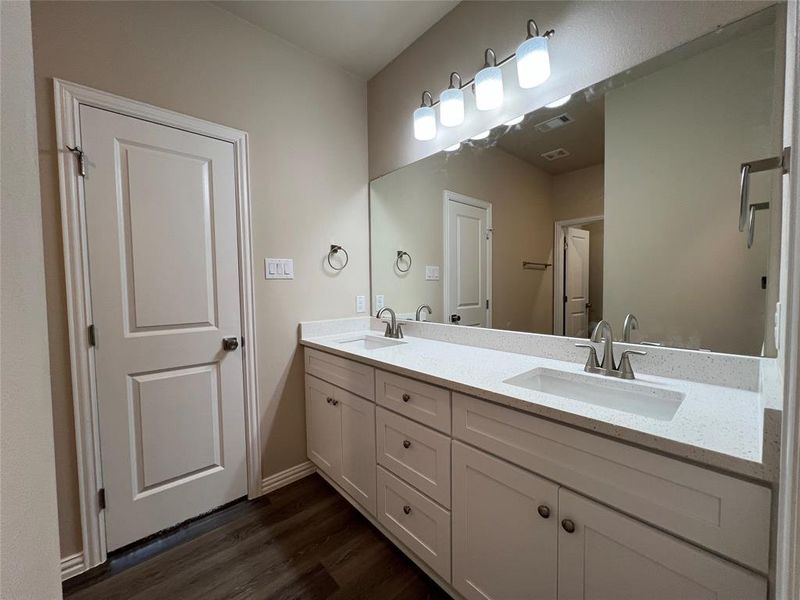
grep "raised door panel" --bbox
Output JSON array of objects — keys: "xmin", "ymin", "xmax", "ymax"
[
  {"xmin": 305, "ymin": 375, "xmax": 341, "ymax": 479},
  {"xmin": 452, "ymin": 441, "xmax": 558, "ymax": 600},
  {"xmin": 338, "ymin": 387, "xmax": 376, "ymax": 515},
  {"xmin": 557, "ymin": 489, "xmax": 766, "ymax": 600}
]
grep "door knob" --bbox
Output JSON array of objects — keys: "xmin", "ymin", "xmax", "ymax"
[
  {"xmin": 402, "ymin": 393, "xmax": 411, "ymax": 402},
  {"xmin": 403, "ymin": 505, "xmax": 412, "ymax": 515},
  {"xmin": 537, "ymin": 505, "xmax": 551, "ymax": 519},
  {"xmin": 222, "ymin": 337, "xmax": 239, "ymax": 351},
  {"xmin": 450, "ymin": 314, "xmax": 461, "ymax": 324},
  {"xmin": 561, "ymin": 519, "xmax": 576, "ymax": 533},
  {"xmin": 402, "ymin": 440, "xmax": 411, "ymax": 449}
]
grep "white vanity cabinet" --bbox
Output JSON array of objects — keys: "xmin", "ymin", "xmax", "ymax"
[
  {"xmin": 304, "ymin": 371, "xmax": 376, "ymax": 515},
  {"xmin": 303, "ymin": 347, "xmax": 770, "ymax": 599}
]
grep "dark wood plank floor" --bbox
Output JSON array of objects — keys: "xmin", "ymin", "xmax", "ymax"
[{"xmin": 63, "ymin": 474, "xmax": 448, "ymax": 600}]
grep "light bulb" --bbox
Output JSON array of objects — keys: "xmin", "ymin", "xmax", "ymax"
[
  {"xmin": 504, "ymin": 115, "xmax": 524, "ymax": 126},
  {"xmin": 516, "ymin": 35, "xmax": 550, "ymax": 88},
  {"xmin": 475, "ymin": 65, "xmax": 504, "ymax": 111},
  {"xmin": 439, "ymin": 87, "xmax": 464, "ymax": 127},
  {"xmin": 445, "ymin": 142, "xmax": 461, "ymax": 152},
  {"xmin": 545, "ymin": 95, "xmax": 571, "ymax": 108},
  {"xmin": 470, "ymin": 130, "xmax": 490, "ymax": 141}
]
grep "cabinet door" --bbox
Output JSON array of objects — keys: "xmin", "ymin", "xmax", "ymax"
[
  {"xmin": 557, "ymin": 489, "xmax": 766, "ymax": 600},
  {"xmin": 452, "ymin": 441, "xmax": 558, "ymax": 600},
  {"xmin": 305, "ymin": 375, "xmax": 341, "ymax": 479},
  {"xmin": 338, "ymin": 388, "xmax": 376, "ymax": 515}
]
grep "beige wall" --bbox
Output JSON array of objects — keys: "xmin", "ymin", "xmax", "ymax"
[
  {"xmin": 31, "ymin": 0, "xmax": 369, "ymax": 558},
  {"xmin": 604, "ymin": 22, "xmax": 780, "ymax": 354},
  {"xmin": 371, "ymin": 146, "xmax": 554, "ymax": 333},
  {"xmin": 0, "ymin": 1, "xmax": 63, "ymax": 596},
  {"xmin": 367, "ymin": 1, "xmax": 774, "ymax": 179}
]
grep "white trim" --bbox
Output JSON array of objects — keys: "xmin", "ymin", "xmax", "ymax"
[
  {"xmin": 776, "ymin": 1, "xmax": 800, "ymax": 596},
  {"xmin": 261, "ymin": 461, "xmax": 317, "ymax": 495},
  {"xmin": 53, "ymin": 79, "xmax": 261, "ymax": 572},
  {"xmin": 552, "ymin": 215, "xmax": 604, "ymax": 336},
  {"xmin": 61, "ymin": 552, "xmax": 85, "ymax": 581},
  {"xmin": 442, "ymin": 190, "xmax": 493, "ymax": 328}
]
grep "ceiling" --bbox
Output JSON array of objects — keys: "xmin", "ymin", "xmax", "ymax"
[
  {"xmin": 214, "ymin": 1, "xmax": 460, "ymax": 79},
  {"xmin": 496, "ymin": 92, "xmax": 605, "ymax": 176}
]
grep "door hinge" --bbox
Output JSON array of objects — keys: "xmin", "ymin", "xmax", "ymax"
[
  {"xmin": 240, "ymin": 336, "xmax": 245, "ymax": 348},
  {"xmin": 66, "ymin": 145, "xmax": 87, "ymax": 177},
  {"xmin": 486, "ymin": 227, "xmax": 494, "ymax": 240},
  {"xmin": 564, "ymin": 295, "xmax": 568, "ymax": 303},
  {"xmin": 98, "ymin": 488, "xmax": 106, "ymax": 510},
  {"xmin": 88, "ymin": 324, "xmax": 97, "ymax": 347},
  {"xmin": 486, "ymin": 299, "xmax": 489, "ymax": 309}
]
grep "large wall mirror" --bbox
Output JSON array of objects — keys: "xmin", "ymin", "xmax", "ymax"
[{"xmin": 370, "ymin": 6, "xmax": 786, "ymax": 357}]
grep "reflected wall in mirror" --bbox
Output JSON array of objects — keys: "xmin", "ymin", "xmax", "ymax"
[{"xmin": 370, "ymin": 7, "xmax": 785, "ymax": 357}]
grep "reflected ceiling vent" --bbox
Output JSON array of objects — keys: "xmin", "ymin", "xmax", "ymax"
[
  {"xmin": 541, "ymin": 148, "xmax": 570, "ymax": 161},
  {"xmin": 534, "ymin": 113, "xmax": 574, "ymax": 133}
]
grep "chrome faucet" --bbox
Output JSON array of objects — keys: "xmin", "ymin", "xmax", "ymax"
[
  {"xmin": 576, "ymin": 319, "xmax": 646, "ymax": 380},
  {"xmin": 622, "ymin": 313, "xmax": 639, "ymax": 342},
  {"xmin": 376, "ymin": 307, "xmax": 403, "ymax": 339},
  {"xmin": 415, "ymin": 304, "xmax": 432, "ymax": 321}
]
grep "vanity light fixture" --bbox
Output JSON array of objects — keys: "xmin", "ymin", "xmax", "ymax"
[
  {"xmin": 440, "ymin": 72, "xmax": 465, "ymax": 127},
  {"xmin": 470, "ymin": 130, "xmax": 491, "ymax": 141},
  {"xmin": 545, "ymin": 94, "xmax": 572, "ymax": 108},
  {"xmin": 516, "ymin": 20, "xmax": 554, "ymax": 89},
  {"xmin": 445, "ymin": 142, "xmax": 462, "ymax": 152},
  {"xmin": 475, "ymin": 49, "xmax": 504, "ymax": 111},
  {"xmin": 504, "ymin": 115, "xmax": 525, "ymax": 126},
  {"xmin": 413, "ymin": 91, "xmax": 437, "ymax": 141}
]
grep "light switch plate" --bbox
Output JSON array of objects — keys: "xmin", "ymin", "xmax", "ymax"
[
  {"xmin": 265, "ymin": 258, "xmax": 294, "ymax": 280},
  {"xmin": 356, "ymin": 295, "xmax": 366, "ymax": 313},
  {"xmin": 375, "ymin": 294, "xmax": 385, "ymax": 311},
  {"xmin": 425, "ymin": 265, "xmax": 440, "ymax": 281}
]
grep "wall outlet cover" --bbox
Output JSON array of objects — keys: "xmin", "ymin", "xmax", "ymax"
[
  {"xmin": 356, "ymin": 295, "xmax": 366, "ymax": 313},
  {"xmin": 375, "ymin": 294, "xmax": 385, "ymax": 311},
  {"xmin": 425, "ymin": 265, "xmax": 440, "ymax": 281}
]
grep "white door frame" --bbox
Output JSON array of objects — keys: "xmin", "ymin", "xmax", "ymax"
[
  {"xmin": 442, "ymin": 190, "xmax": 492, "ymax": 328},
  {"xmin": 552, "ymin": 215, "xmax": 604, "ymax": 336},
  {"xmin": 54, "ymin": 79, "xmax": 261, "ymax": 571}
]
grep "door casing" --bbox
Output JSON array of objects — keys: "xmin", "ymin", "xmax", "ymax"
[{"xmin": 54, "ymin": 79, "xmax": 261, "ymax": 573}]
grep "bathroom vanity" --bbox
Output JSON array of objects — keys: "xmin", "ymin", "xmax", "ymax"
[{"xmin": 301, "ymin": 317, "xmax": 776, "ymax": 600}]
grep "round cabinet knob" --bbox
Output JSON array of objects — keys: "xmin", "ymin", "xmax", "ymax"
[
  {"xmin": 561, "ymin": 519, "xmax": 576, "ymax": 533},
  {"xmin": 402, "ymin": 440, "xmax": 411, "ymax": 449},
  {"xmin": 537, "ymin": 505, "xmax": 550, "ymax": 519},
  {"xmin": 326, "ymin": 397, "xmax": 333, "ymax": 404},
  {"xmin": 331, "ymin": 399, "xmax": 339, "ymax": 406},
  {"xmin": 402, "ymin": 393, "xmax": 411, "ymax": 402},
  {"xmin": 403, "ymin": 505, "xmax": 412, "ymax": 515}
]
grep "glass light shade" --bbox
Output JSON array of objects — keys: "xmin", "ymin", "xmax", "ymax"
[
  {"xmin": 474, "ymin": 66, "xmax": 504, "ymax": 111},
  {"xmin": 413, "ymin": 105, "xmax": 436, "ymax": 141},
  {"xmin": 545, "ymin": 94, "xmax": 571, "ymax": 108},
  {"xmin": 470, "ymin": 130, "xmax": 491, "ymax": 140},
  {"xmin": 439, "ymin": 87, "xmax": 465, "ymax": 127},
  {"xmin": 444, "ymin": 142, "xmax": 461, "ymax": 152},
  {"xmin": 516, "ymin": 36, "xmax": 550, "ymax": 88}
]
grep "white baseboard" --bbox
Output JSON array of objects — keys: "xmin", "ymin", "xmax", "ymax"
[
  {"xmin": 261, "ymin": 461, "xmax": 316, "ymax": 495},
  {"xmin": 61, "ymin": 551, "xmax": 85, "ymax": 581}
]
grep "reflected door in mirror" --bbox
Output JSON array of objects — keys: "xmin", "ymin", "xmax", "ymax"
[{"xmin": 565, "ymin": 227, "xmax": 590, "ymax": 338}]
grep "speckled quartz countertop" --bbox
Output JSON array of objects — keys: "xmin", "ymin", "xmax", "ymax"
[{"xmin": 301, "ymin": 328, "xmax": 779, "ymax": 482}]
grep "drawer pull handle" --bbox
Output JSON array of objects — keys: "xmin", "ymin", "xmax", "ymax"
[
  {"xmin": 537, "ymin": 505, "xmax": 550, "ymax": 519},
  {"xmin": 402, "ymin": 440, "xmax": 411, "ymax": 449},
  {"xmin": 403, "ymin": 505, "xmax": 412, "ymax": 515},
  {"xmin": 402, "ymin": 393, "xmax": 411, "ymax": 402},
  {"xmin": 561, "ymin": 519, "xmax": 575, "ymax": 533}
]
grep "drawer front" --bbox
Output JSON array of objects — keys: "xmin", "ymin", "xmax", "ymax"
[
  {"xmin": 452, "ymin": 393, "xmax": 771, "ymax": 573},
  {"xmin": 376, "ymin": 408, "xmax": 451, "ymax": 507},
  {"xmin": 377, "ymin": 466, "xmax": 451, "ymax": 582},
  {"xmin": 305, "ymin": 348, "xmax": 375, "ymax": 400},
  {"xmin": 376, "ymin": 370, "xmax": 451, "ymax": 433}
]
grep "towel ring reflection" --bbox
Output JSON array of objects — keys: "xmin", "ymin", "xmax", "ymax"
[
  {"xmin": 395, "ymin": 250, "xmax": 412, "ymax": 273},
  {"xmin": 327, "ymin": 245, "xmax": 349, "ymax": 271}
]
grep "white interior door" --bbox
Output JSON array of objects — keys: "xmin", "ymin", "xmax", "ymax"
[
  {"xmin": 80, "ymin": 105, "xmax": 247, "ymax": 551},
  {"xmin": 445, "ymin": 193, "xmax": 490, "ymax": 327},
  {"xmin": 564, "ymin": 227, "xmax": 590, "ymax": 337}
]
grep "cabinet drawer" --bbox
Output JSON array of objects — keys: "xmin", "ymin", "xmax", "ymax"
[
  {"xmin": 377, "ymin": 466, "xmax": 451, "ymax": 582},
  {"xmin": 452, "ymin": 393, "xmax": 771, "ymax": 573},
  {"xmin": 305, "ymin": 348, "xmax": 374, "ymax": 400},
  {"xmin": 376, "ymin": 408, "xmax": 451, "ymax": 507},
  {"xmin": 376, "ymin": 370, "xmax": 450, "ymax": 433}
]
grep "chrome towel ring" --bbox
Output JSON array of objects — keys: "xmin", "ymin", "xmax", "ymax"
[
  {"xmin": 327, "ymin": 244, "xmax": 349, "ymax": 271},
  {"xmin": 395, "ymin": 250, "xmax": 412, "ymax": 273}
]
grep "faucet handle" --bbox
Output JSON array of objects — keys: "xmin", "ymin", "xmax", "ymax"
[
  {"xmin": 617, "ymin": 349, "xmax": 647, "ymax": 380},
  {"xmin": 575, "ymin": 343, "xmax": 600, "ymax": 372},
  {"xmin": 396, "ymin": 323, "xmax": 404, "ymax": 339}
]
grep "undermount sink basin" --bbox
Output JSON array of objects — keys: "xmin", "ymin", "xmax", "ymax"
[
  {"xmin": 503, "ymin": 367, "xmax": 684, "ymax": 421},
  {"xmin": 336, "ymin": 335, "xmax": 406, "ymax": 350}
]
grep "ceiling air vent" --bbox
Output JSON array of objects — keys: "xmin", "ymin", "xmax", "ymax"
[
  {"xmin": 541, "ymin": 148, "xmax": 571, "ymax": 161},
  {"xmin": 534, "ymin": 113, "xmax": 574, "ymax": 133}
]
